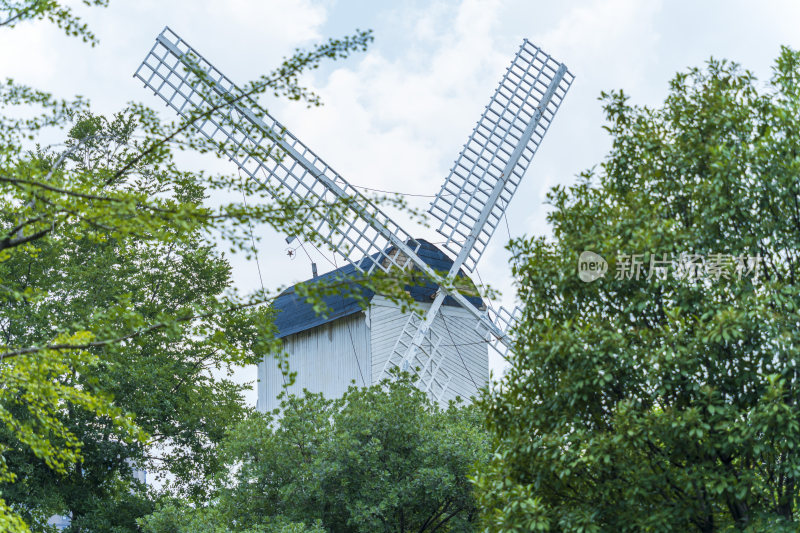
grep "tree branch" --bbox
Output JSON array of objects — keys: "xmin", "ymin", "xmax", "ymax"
[
  {"xmin": 0, "ymin": 225, "xmax": 52, "ymax": 252},
  {"xmin": 0, "ymin": 298, "xmax": 270, "ymax": 360},
  {"xmin": 0, "ymin": 0, "xmax": 41, "ymax": 27}
]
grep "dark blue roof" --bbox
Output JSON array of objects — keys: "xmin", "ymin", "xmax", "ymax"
[{"xmin": 272, "ymin": 239, "xmax": 485, "ymax": 338}]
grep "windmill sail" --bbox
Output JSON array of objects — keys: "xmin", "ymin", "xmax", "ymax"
[
  {"xmin": 134, "ymin": 28, "xmax": 515, "ymax": 379},
  {"xmin": 134, "ymin": 27, "xmax": 420, "ymax": 275},
  {"xmin": 476, "ymin": 305, "xmax": 522, "ymax": 360},
  {"xmin": 389, "ymin": 44, "xmax": 572, "ymax": 386},
  {"xmin": 382, "ymin": 312, "xmax": 451, "ymax": 402},
  {"xmin": 429, "ymin": 41, "xmax": 573, "ymax": 272}
]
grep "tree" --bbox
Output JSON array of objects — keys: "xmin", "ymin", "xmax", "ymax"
[
  {"xmin": 0, "ymin": 113, "xmax": 277, "ymax": 531},
  {"xmin": 1, "ymin": 2, "xmax": 393, "ymax": 530},
  {"xmin": 475, "ymin": 48, "xmax": 800, "ymax": 532},
  {"xmin": 140, "ymin": 504, "xmax": 326, "ymax": 533},
  {"xmin": 142, "ymin": 378, "xmax": 490, "ymax": 533}
]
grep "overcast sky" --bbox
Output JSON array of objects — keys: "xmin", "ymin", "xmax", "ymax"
[{"xmin": 3, "ymin": 0, "xmax": 799, "ymax": 404}]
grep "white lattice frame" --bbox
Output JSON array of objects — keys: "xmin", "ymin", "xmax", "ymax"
[
  {"xmin": 429, "ymin": 41, "xmax": 573, "ymax": 272},
  {"xmin": 134, "ymin": 27, "xmax": 513, "ymax": 355}
]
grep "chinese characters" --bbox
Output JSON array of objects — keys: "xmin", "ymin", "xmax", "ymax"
[{"xmin": 614, "ymin": 252, "xmax": 761, "ymax": 282}]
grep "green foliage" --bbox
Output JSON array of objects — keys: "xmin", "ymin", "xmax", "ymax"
[
  {"xmin": 475, "ymin": 47, "xmax": 800, "ymax": 532},
  {"xmin": 0, "ymin": 2, "xmax": 411, "ymax": 530},
  {"xmin": 138, "ymin": 503, "xmax": 326, "ymax": 533},
  {"xmin": 0, "ymin": 192, "xmax": 280, "ymax": 530},
  {"xmin": 0, "ymin": 0, "xmax": 109, "ymax": 45},
  {"xmin": 142, "ymin": 378, "xmax": 489, "ymax": 533}
]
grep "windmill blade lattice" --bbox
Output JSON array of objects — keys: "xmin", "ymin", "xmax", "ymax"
[
  {"xmin": 385, "ymin": 44, "xmax": 572, "ymax": 391},
  {"xmin": 134, "ymin": 27, "xmax": 419, "ymax": 275},
  {"xmin": 382, "ymin": 312, "xmax": 452, "ymax": 402},
  {"xmin": 476, "ymin": 305, "xmax": 522, "ymax": 360},
  {"xmin": 134, "ymin": 28, "xmax": 517, "ymax": 386},
  {"xmin": 430, "ymin": 41, "xmax": 573, "ymax": 272}
]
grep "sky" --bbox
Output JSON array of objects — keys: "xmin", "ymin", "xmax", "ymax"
[{"xmin": 2, "ymin": 0, "xmax": 800, "ymax": 405}]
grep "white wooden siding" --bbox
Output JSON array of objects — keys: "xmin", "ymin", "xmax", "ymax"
[
  {"xmin": 257, "ymin": 312, "xmax": 371, "ymax": 413},
  {"xmin": 257, "ymin": 298, "xmax": 490, "ymax": 412},
  {"xmin": 369, "ymin": 296, "xmax": 489, "ymax": 404}
]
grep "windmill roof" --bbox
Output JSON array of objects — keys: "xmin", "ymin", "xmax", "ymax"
[{"xmin": 271, "ymin": 239, "xmax": 485, "ymax": 338}]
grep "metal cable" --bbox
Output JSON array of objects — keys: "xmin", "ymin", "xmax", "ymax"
[
  {"xmin": 327, "ymin": 250, "xmax": 367, "ymax": 387},
  {"xmin": 237, "ymin": 169, "xmax": 294, "ymax": 400}
]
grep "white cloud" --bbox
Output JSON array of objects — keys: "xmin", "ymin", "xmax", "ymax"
[
  {"xmin": 0, "ymin": 0, "xmax": 328, "ymax": 109},
  {"xmin": 201, "ymin": 0, "xmax": 326, "ymax": 42},
  {"xmin": 4, "ymin": 0, "xmax": 800, "ymax": 399},
  {"xmin": 534, "ymin": 0, "xmax": 662, "ymax": 90},
  {"xmin": 276, "ymin": 0, "xmax": 512, "ymax": 220}
]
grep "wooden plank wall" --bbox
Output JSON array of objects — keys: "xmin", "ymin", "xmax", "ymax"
[
  {"xmin": 257, "ymin": 298, "xmax": 490, "ymax": 412},
  {"xmin": 257, "ymin": 312, "xmax": 370, "ymax": 413}
]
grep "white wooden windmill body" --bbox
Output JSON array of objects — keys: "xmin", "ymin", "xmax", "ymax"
[
  {"xmin": 255, "ymin": 240, "xmax": 490, "ymax": 412},
  {"xmin": 134, "ymin": 28, "xmax": 572, "ymax": 407}
]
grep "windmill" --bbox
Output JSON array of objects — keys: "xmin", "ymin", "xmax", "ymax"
[{"xmin": 134, "ymin": 27, "xmax": 572, "ymax": 403}]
